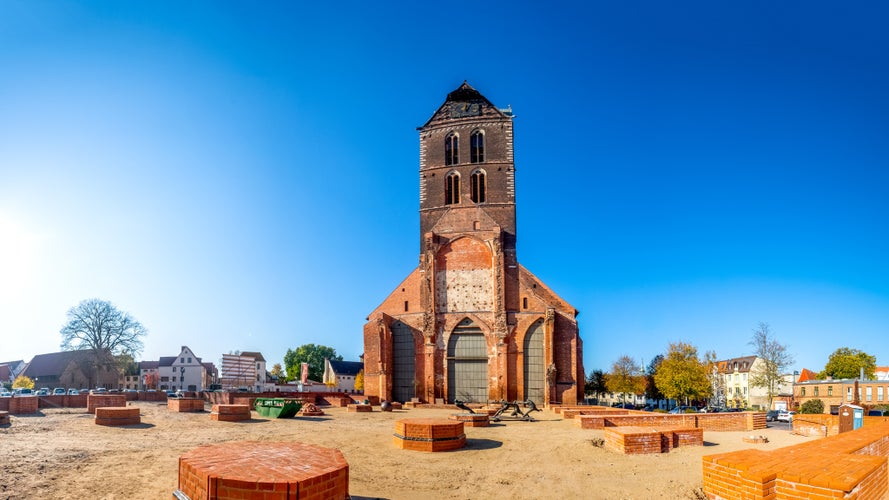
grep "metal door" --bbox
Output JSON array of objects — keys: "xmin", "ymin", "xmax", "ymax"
[
  {"xmin": 391, "ymin": 321, "xmax": 415, "ymax": 402},
  {"xmin": 447, "ymin": 319, "xmax": 488, "ymax": 403},
  {"xmin": 523, "ymin": 320, "xmax": 545, "ymax": 404}
]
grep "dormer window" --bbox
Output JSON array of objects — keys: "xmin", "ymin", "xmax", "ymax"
[
  {"xmin": 445, "ymin": 172, "xmax": 460, "ymax": 205},
  {"xmin": 470, "ymin": 130, "xmax": 484, "ymax": 163},
  {"xmin": 445, "ymin": 132, "xmax": 459, "ymax": 166},
  {"xmin": 470, "ymin": 169, "xmax": 486, "ymax": 203}
]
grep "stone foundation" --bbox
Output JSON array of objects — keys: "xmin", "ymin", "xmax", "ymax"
[
  {"xmin": 87, "ymin": 394, "xmax": 126, "ymax": 414},
  {"xmin": 604, "ymin": 426, "xmax": 703, "ymax": 454},
  {"xmin": 0, "ymin": 410, "xmax": 9, "ymax": 425},
  {"xmin": 449, "ymin": 413, "xmax": 490, "ymax": 427},
  {"xmin": 347, "ymin": 404, "xmax": 372, "ymax": 413}
]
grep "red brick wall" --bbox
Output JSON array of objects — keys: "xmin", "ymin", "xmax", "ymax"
[
  {"xmin": 575, "ymin": 411, "xmax": 763, "ymax": 431},
  {"xmin": 8, "ymin": 396, "xmax": 38, "ymax": 415},
  {"xmin": 168, "ymin": 398, "xmax": 205, "ymax": 412},
  {"xmin": 87, "ymin": 394, "xmax": 126, "ymax": 414}
]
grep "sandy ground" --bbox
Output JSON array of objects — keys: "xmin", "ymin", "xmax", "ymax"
[{"xmin": 0, "ymin": 402, "xmax": 814, "ymax": 500}]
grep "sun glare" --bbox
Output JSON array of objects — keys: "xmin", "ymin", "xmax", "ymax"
[{"xmin": 0, "ymin": 214, "xmax": 42, "ymax": 299}]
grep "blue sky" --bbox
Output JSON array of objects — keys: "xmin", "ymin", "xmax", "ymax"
[{"xmin": 1, "ymin": 1, "xmax": 887, "ymax": 377}]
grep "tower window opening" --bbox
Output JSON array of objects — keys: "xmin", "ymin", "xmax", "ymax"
[
  {"xmin": 470, "ymin": 169, "xmax": 486, "ymax": 203},
  {"xmin": 522, "ymin": 297, "xmax": 528, "ymax": 310},
  {"xmin": 404, "ymin": 301, "xmax": 409, "ymax": 312},
  {"xmin": 445, "ymin": 132, "xmax": 459, "ymax": 166},
  {"xmin": 445, "ymin": 172, "xmax": 460, "ymax": 205},
  {"xmin": 470, "ymin": 130, "xmax": 485, "ymax": 163}
]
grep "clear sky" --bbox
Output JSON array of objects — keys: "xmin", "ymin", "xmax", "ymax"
[{"xmin": 1, "ymin": 1, "xmax": 887, "ymax": 377}]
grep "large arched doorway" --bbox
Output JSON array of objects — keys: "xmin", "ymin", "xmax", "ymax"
[
  {"xmin": 523, "ymin": 319, "xmax": 545, "ymax": 404},
  {"xmin": 391, "ymin": 321, "xmax": 415, "ymax": 402},
  {"xmin": 447, "ymin": 318, "xmax": 488, "ymax": 403}
]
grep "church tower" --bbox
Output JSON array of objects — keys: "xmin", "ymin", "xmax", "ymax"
[{"xmin": 364, "ymin": 82, "xmax": 583, "ymax": 406}]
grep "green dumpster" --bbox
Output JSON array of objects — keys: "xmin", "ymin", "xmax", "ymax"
[{"xmin": 254, "ymin": 398, "xmax": 303, "ymax": 418}]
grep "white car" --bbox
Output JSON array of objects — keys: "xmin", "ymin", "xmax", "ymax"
[
  {"xmin": 0, "ymin": 390, "xmax": 11, "ymax": 397},
  {"xmin": 776, "ymin": 410, "xmax": 796, "ymax": 422}
]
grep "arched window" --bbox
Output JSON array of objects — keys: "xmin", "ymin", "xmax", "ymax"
[
  {"xmin": 470, "ymin": 169, "xmax": 486, "ymax": 203},
  {"xmin": 470, "ymin": 130, "xmax": 484, "ymax": 163},
  {"xmin": 445, "ymin": 132, "xmax": 459, "ymax": 166},
  {"xmin": 445, "ymin": 172, "xmax": 460, "ymax": 205}
]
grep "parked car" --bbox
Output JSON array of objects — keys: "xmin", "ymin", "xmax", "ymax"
[
  {"xmin": 35, "ymin": 388, "xmax": 50, "ymax": 396},
  {"xmin": 867, "ymin": 409, "xmax": 887, "ymax": 417},
  {"xmin": 52, "ymin": 388, "xmax": 66, "ymax": 396},
  {"xmin": 14, "ymin": 388, "xmax": 34, "ymax": 396},
  {"xmin": 90, "ymin": 388, "xmax": 107, "ymax": 394},
  {"xmin": 67, "ymin": 388, "xmax": 79, "ymax": 395},
  {"xmin": 166, "ymin": 391, "xmax": 178, "ymax": 398},
  {"xmin": 766, "ymin": 410, "xmax": 779, "ymax": 422},
  {"xmin": 777, "ymin": 410, "xmax": 795, "ymax": 422},
  {"xmin": 0, "ymin": 390, "xmax": 11, "ymax": 397},
  {"xmin": 669, "ymin": 406, "xmax": 696, "ymax": 414},
  {"xmin": 79, "ymin": 388, "xmax": 90, "ymax": 394}
]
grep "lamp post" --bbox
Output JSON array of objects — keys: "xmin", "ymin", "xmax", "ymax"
[{"xmin": 180, "ymin": 366, "xmax": 185, "ymax": 392}]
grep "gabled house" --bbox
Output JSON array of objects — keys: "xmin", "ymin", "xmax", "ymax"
[
  {"xmin": 0, "ymin": 359, "xmax": 25, "ymax": 386},
  {"xmin": 21, "ymin": 351, "xmax": 117, "ymax": 390},
  {"xmin": 157, "ymin": 346, "xmax": 208, "ymax": 392},
  {"xmin": 323, "ymin": 359, "xmax": 364, "ymax": 394}
]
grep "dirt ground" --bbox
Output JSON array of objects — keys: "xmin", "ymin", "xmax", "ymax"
[{"xmin": 0, "ymin": 402, "xmax": 814, "ymax": 499}]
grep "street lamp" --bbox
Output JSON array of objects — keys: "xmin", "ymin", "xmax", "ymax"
[{"xmin": 180, "ymin": 366, "xmax": 185, "ymax": 391}]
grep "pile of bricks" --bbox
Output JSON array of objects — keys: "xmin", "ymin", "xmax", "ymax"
[
  {"xmin": 604, "ymin": 426, "xmax": 703, "ymax": 454},
  {"xmin": 703, "ymin": 422, "xmax": 889, "ymax": 499},
  {"xmin": 95, "ymin": 407, "xmax": 141, "ymax": 426},
  {"xmin": 87, "ymin": 394, "xmax": 126, "ymax": 414},
  {"xmin": 168, "ymin": 398, "xmax": 205, "ymax": 412},
  {"xmin": 394, "ymin": 418, "xmax": 466, "ymax": 452},
  {"xmin": 347, "ymin": 404, "xmax": 372, "ymax": 413},
  {"xmin": 0, "ymin": 410, "xmax": 9, "ymax": 425},
  {"xmin": 177, "ymin": 441, "xmax": 349, "ymax": 500},
  {"xmin": 210, "ymin": 404, "xmax": 250, "ymax": 422},
  {"xmin": 449, "ymin": 413, "xmax": 490, "ymax": 427},
  {"xmin": 299, "ymin": 403, "xmax": 325, "ymax": 416}
]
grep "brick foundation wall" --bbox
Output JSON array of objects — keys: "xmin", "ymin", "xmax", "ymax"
[
  {"xmin": 0, "ymin": 411, "xmax": 9, "ymax": 425},
  {"xmin": 604, "ymin": 426, "xmax": 703, "ymax": 454},
  {"xmin": 210, "ymin": 404, "xmax": 251, "ymax": 422},
  {"xmin": 8, "ymin": 396, "xmax": 38, "ymax": 415},
  {"xmin": 168, "ymin": 398, "xmax": 205, "ymax": 412},
  {"xmin": 95, "ymin": 407, "xmax": 141, "ymax": 426},
  {"xmin": 87, "ymin": 394, "xmax": 126, "ymax": 414},
  {"xmin": 703, "ymin": 423, "xmax": 889, "ymax": 499},
  {"xmin": 576, "ymin": 412, "xmax": 763, "ymax": 432},
  {"xmin": 177, "ymin": 441, "xmax": 349, "ymax": 500},
  {"xmin": 394, "ymin": 418, "xmax": 467, "ymax": 452}
]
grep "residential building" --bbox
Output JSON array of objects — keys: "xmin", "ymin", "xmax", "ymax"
[
  {"xmin": 716, "ymin": 355, "xmax": 788, "ymax": 410},
  {"xmin": 795, "ymin": 376, "xmax": 889, "ymax": 414},
  {"xmin": 0, "ymin": 359, "xmax": 25, "ymax": 386},
  {"xmin": 20, "ymin": 351, "xmax": 118, "ymax": 390},
  {"xmin": 363, "ymin": 82, "xmax": 584, "ymax": 406},
  {"xmin": 323, "ymin": 359, "xmax": 363, "ymax": 393},
  {"xmin": 221, "ymin": 351, "xmax": 271, "ymax": 392},
  {"xmin": 156, "ymin": 346, "xmax": 208, "ymax": 392}
]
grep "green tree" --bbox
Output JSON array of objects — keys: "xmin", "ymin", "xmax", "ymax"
[
  {"xmin": 800, "ymin": 398, "xmax": 824, "ymax": 414},
  {"xmin": 654, "ymin": 342, "xmax": 711, "ymax": 406},
  {"xmin": 645, "ymin": 355, "xmax": 665, "ymax": 402},
  {"xmin": 819, "ymin": 348, "xmax": 876, "ymax": 380},
  {"xmin": 59, "ymin": 298, "xmax": 147, "ymax": 387},
  {"xmin": 283, "ymin": 344, "xmax": 342, "ymax": 382},
  {"xmin": 12, "ymin": 375, "xmax": 35, "ymax": 389},
  {"xmin": 605, "ymin": 355, "xmax": 644, "ymax": 405},
  {"xmin": 748, "ymin": 322, "xmax": 794, "ymax": 408},
  {"xmin": 585, "ymin": 369, "xmax": 608, "ymax": 402}
]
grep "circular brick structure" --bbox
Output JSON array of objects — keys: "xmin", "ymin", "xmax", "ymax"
[
  {"xmin": 394, "ymin": 418, "xmax": 466, "ymax": 452},
  {"xmin": 449, "ymin": 413, "xmax": 490, "ymax": 427},
  {"xmin": 177, "ymin": 441, "xmax": 349, "ymax": 500},
  {"xmin": 95, "ymin": 407, "xmax": 141, "ymax": 426}
]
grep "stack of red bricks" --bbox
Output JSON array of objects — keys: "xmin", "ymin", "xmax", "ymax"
[
  {"xmin": 347, "ymin": 403, "xmax": 372, "ymax": 412},
  {"xmin": 177, "ymin": 441, "xmax": 349, "ymax": 500},
  {"xmin": 703, "ymin": 422, "xmax": 889, "ymax": 499},
  {"xmin": 95, "ymin": 407, "xmax": 140, "ymax": 426},
  {"xmin": 394, "ymin": 418, "xmax": 466, "ymax": 452},
  {"xmin": 87, "ymin": 394, "xmax": 126, "ymax": 414},
  {"xmin": 299, "ymin": 403, "xmax": 325, "ymax": 416},
  {"xmin": 449, "ymin": 413, "xmax": 490, "ymax": 427},
  {"xmin": 168, "ymin": 398, "xmax": 205, "ymax": 412},
  {"xmin": 0, "ymin": 410, "xmax": 9, "ymax": 425},
  {"xmin": 604, "ymin": 426, "xmax": 703, "ymax": 454},
  {"xmin": 210, "ymin": 404, "xmax": 250, "ymax": 422}
]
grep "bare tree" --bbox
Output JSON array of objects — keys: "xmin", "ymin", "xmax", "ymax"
[
  {"xmin": 748, "ymin": 322, "xmax": 793, "ymax": 408},
  {"xmin": 60, "ymin": 298, "xmax": 147, "ymax": 387}
]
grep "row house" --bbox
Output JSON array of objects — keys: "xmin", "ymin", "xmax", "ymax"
[
  {"xmin": 715, "ymin": 355, "xmax": 788, "ymax": 410},
  {"xmin": 135, "ymin": 346, "xmax": 217, "ymax": 391},
  {"xmin": 794, "ymin": 376, "xmax": 889, "ymax": 414},
  {"xmin": 220, "ymin": 351, "xmax": 272, "ymax": 392}
]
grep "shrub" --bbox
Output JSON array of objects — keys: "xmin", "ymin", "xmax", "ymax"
[{"xmin": 800, "ymin": 398, "xmax": 824, "ymax": 414}]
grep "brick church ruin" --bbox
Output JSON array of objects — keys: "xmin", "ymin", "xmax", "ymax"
[{"xmin": 363, "ymin": 82, "xmax": 584, "ymax": 406}]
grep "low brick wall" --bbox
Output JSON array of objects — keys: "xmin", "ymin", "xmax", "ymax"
[
  {"xmin": 177, "ymin": 441, "xmax": 349, "ymax": 500},
  {"xmin": 8, "ymin": 396, "xmax": 39, "ymax": 415},
  {"xmin": 347, "ymin": 404, "xmax": 372, "ymax": 413},
  {"xmin": 561, "ymin": 408, "xmax": 629, "ymax": 419},
  {"xmin": 449, "ymin": 413, "xmax": 490, "ymax": 427},
  {"xmin": 703, "ymin": 422, "xmax": 889, "ymax": 499},
  {"xmin": 210, "ymin": 404, "xmax": 251, "ymax": 422},
  {"xmin": 394, "ymin": 418, "xmax": 466, "ymax": 452},
  {"xmin": 793, "ymin": 414, "xmax": 889, "ymax": 437},
  {"xmin": 604, "ymin": 426, "xmax": 702, "ymax": 454},
  {"xmin": 575, "ymin": 412, "xmax": 763, "ymax": 432},
  {"xmin": 95, "ymin": 407, "xmax": 141, "ymax": 426},
  {"xmin": 0, "ymin": 411, "xmax": 9, "ymax": 425},
  {"xmin": 168, "ymin": 398, "xmax": 205, "ymax": 412},
  {"xmin": 87, "ymin": 394, "xmax": 126, "ymax": 414}
]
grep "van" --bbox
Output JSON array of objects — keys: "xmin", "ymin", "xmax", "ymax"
[{"xmin": 867, "ymin": 409, "xmax": 887, "ymax": 417}]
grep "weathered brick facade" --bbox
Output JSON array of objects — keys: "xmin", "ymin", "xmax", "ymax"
[{"xmin": 364, "ymin": 82, "xmax": 583, "ymax": 406}]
